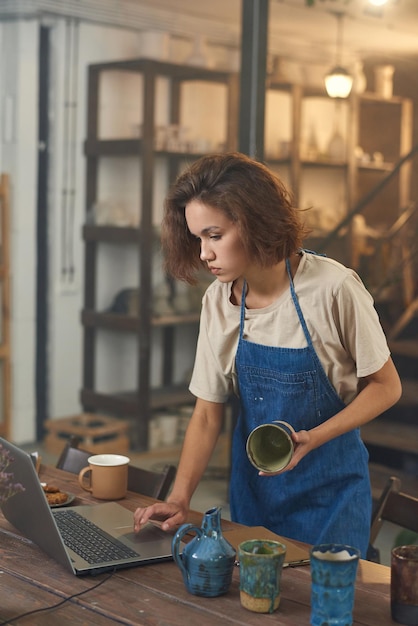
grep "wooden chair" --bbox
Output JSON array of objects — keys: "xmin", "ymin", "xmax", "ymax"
[
  {"xmin": 368, "ymin": 475, "xmax": 418, "ymax": 563},
  {"xmin": 56, "ymin": 437, "xmax": 176, "ymax": 501}
]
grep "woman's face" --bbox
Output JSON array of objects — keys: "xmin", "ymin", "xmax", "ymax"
[{"xmin": 185, "ymin": 199, "xmax": 248, "ymax": 283}]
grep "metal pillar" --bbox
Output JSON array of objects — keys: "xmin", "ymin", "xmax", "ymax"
[{"xmin": 238, "ymin": 0, "xmax": 269, "ymax": 160}]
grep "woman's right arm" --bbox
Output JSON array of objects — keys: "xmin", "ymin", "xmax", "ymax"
[{"xmin": 133, "ymin": 397, "xmax": 225, "ymax": 532}]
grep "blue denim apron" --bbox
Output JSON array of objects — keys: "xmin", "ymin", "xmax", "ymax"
[{"xmin": 229, "ymin": 256, "xmax": 371, "ymax": 557}]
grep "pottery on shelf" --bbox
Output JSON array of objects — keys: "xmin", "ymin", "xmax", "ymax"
[
  {"xmin": 374, "ymin": 64, "xmax": 394, "ymax": 99},
  {"xmin": 352, "ymin": 60, "xmax": 367, "ymax": 94},
  {"xmin": 327, "ymin": 129, "xmax": 346, "ymax": 160},
  {"xmin": 185, "ymin": 34, "xmax": 213, "ymax": 68}
]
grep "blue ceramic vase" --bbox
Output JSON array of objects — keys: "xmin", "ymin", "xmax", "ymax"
[{"xmin": 172, "ymin": 506, "xmax": 236, "ymax": 597}]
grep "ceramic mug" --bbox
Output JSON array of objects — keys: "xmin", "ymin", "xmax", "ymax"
[
  {"xmin": 238, "ymin": 539, "xmax": 287, "ymax": 613},
  {"xmin": 310, "ymin": 543, "xmax": 360, "ymax": 626},
  {"xmin": 391, "ymin": 544, "xmax": 418, "ymax": 625},
  {"xmin": 246, "ymin": 420, "xmax": 295, "ymax": 473},
  {"xmin": 78, "ymin": 454, "xmax": 130, "ymax": 500}
]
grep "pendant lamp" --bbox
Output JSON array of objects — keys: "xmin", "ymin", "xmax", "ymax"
[{"xmin": 325, "ymin": 12, "xmax": 353, "ymax": 99}]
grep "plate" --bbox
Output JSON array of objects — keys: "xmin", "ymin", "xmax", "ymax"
[{"xmin": 48, "ymin": 493, "xmax": 75, "ymax": 508}]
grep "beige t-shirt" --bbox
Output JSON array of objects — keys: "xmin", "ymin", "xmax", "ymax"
[{"xmin": 189, "ymin": 252, "xmax": 390, "ymax": 405}]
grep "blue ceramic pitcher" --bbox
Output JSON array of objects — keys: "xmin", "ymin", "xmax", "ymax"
[{"xmin": 172, "ymin": 506, "xmax": 236, "ymax": 597}]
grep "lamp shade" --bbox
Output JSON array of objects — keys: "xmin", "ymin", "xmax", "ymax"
[{"xmin": 325, "ymin": 66, "xmax": 353, "ymax": 98}]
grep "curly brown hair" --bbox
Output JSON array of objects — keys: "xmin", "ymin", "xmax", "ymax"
[{"xmin": 161, "ymin": 152, "xmax": 308, "ymax": 284}]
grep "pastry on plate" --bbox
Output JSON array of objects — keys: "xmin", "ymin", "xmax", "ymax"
[{"xmin": 42, "ymin": 484, "xmax": 69, "ymax": 505}]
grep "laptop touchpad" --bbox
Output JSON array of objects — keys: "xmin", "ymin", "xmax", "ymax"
[{"xmin": 123, "ymin": 524, "xmax": 172, "ymax": 544}]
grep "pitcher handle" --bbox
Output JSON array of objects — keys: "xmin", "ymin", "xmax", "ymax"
[{"xmin": 171, "ymin": 523, "xmax": 203, "ymax": 582}]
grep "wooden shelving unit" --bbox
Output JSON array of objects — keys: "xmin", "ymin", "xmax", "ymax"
[
  {"xmin": 265, "ymin": 82, "xmax": 413, "ymax": 273},
  {"xmin": 0, "ymin": 174, "xmax": 11, "ymax": 438},
  {"xmin": 82, "ymin": 58, "xmax": 238, "ymax": 450}
]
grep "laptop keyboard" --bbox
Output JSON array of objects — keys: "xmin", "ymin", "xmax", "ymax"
[{"xmin": 53, "ymin": 509, "xmax": 139, "ymax": 565}]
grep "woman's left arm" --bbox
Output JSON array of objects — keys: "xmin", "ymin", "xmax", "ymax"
[{"xmin": 283, "ymin": 356, "xmax": 402, "ymax": 472}]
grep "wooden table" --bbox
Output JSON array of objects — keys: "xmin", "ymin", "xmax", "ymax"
[{"xmin": 0, "ymin": 465, "xmax": 395, "ymax": 625}]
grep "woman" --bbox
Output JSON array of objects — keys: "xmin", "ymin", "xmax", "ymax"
[{"xmin": 133, "ymin": 152, "xmax": 401, "ymax": 557}]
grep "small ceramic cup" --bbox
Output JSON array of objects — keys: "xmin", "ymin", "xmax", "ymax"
[
  {"xmin": 246, "ymin": 420, "xmax": 295, "ymax": 473},
  {"xmin": 310, "ymin": 543, "xmax": 360, "ymax": 626},
  {"xmin": 238, "ymin": 539, "xmax": 287, "ymax": 613},
  {"xmin": 78, "ymin": 454, "xmax": 130, "ymax": 500},
  {"xmin": 391, "ymin": 544, "xmax": 418, "ymax": 625}
]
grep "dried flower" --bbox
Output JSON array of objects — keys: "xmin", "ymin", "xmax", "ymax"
[{"xmin": 0, "ymin": 443, "xmax": 25, "ymax": 505}]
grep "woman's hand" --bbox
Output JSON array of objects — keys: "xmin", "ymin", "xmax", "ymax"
[
  {"xmin": 133, "ymin": 500, "xmax": 189, "ymax": 533},
  {"xmin": 133, "ymin": 400, "xmax": 225, "ymax": 533},
  {"xmin": 258, "ymin": 429, "xmax": 312, "ymax": 476}
]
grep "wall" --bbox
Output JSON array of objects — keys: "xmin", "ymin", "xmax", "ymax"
[
  {"xmin": 48, "ymin": 21, "xmax": 145, "ymax": 421},
  {"xmin": 0, "ymin": 20, "xmax": 39, "ymax": 442}
]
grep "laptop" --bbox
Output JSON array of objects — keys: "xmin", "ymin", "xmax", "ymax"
[{"xmin": 0, "ymin": 437, "xmax": 184, "ymax": 576}]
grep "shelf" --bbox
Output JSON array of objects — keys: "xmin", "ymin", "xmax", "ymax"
[
  {"xmin": 265, "ymin": 156, "xmax": 292, "ymax": 165},
  {"xmin": 301, "ymin": 158, "xmax": 348, "ymax": 168},
  {"xmin": 154, "ymin": 149, "xmax": 213, "ymax": 159},
  {"xmin": 80, "ymin": 385, "xmax": 194, "ymax": 416},
  {"xmin": 84, "ymin": 138, "xmax": 142, "ymax": 156},
  {"xmin": 359, "ymin": 91, "xmax": 410, "ymax": 106},
  {"xmin": 299, "ymin": 159, "xmax": 393, "ymax": 172},
  {"xmin": 84, "ymin": 138, "xmax": 221, "ymax": 160},
  {"xmin": 152, "ymin": 312, "xmax": 200, "ymax": 327},
  {"xmin": 267, "ymin": 79, "xmax": 295, "ymax": 91},
  {"xmin": 357, "ymin": 162, "xmax": 393, "ymax": 172},
  {"xmin": 83, "ymin": 224, "xmax": 139, "ymax": 243},
  {"xmin": 88, "ymin": 57, "xmax": 233, "ymax": 83},
  {"xmin": 302, "ymin": 86, "xmax": 328, "ymax": 98},
  {"xmin": 81, "ymin": 310, "xmax": 200, "ymax": 331}
]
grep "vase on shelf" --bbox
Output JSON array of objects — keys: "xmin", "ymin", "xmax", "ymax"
[
  {"xmin": 326, "ymin": 105, "xmax": 346, "ymax": 161},
  {"xmin": 305, "ymin": 123, "xmax": 319, "ymax": 160},
  {"xmin": 138, "ymin": 30, "xmax": 170, "ymax": 61},
  {"xmin": 352, "ymin": 60, "xmax": 367, "ymax": 94},
  {"xmin": 327, "ymin": 126, "xmax": 345, "ymax": 160},
  {"xmin": 374, "ymin": 64, "xmax": 394, "ymax": 99},
  {"xmin": 185, "ymin": 34, "xmax": 213, "ymax": 68}
]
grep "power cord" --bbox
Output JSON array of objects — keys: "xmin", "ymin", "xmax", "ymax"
[{"xmin": 0, "ymin": 568, "xmax": 117, "ymax": 625}]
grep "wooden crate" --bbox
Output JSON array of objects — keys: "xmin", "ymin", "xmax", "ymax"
[{"xmin": 44, "ymin": 413, "xmax": 130, "ymax": 455}]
